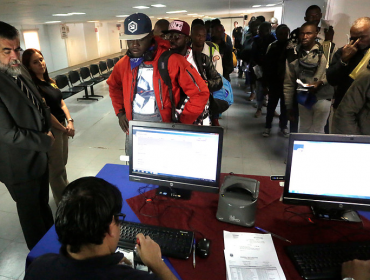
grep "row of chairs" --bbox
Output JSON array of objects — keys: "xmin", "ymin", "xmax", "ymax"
[{"xmin": 55, "ymin": 55, "xmax": 123, "ymax": 101}]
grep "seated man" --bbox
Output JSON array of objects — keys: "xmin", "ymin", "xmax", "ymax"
[{"xmin": 24, "ymin": 177, "xmax": 177, "ymax": 280}]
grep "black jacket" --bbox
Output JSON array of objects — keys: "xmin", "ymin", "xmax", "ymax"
[
  {"xmin": 262, "ymin": 40, "xmax": 290, "ymax": 92},
  {"xmin": 193, "ymin": 51, "xmax": 223, "ymax": 93},
  {"xmin": 327, "ymin": 47, "xmax": 369, "ymax": 108}
]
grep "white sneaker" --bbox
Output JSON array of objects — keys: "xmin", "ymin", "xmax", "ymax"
[
  {"xmin": 262, "ymin": 128, "xmax": 271, "ymax": 137},
  {"xmin": 281, "ymin": 128, "xmax": 289, "ymax": 138}
]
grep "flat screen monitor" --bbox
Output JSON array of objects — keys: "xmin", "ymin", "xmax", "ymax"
[
  {"xmin": 129, "ymin": 121, "xmax": 223, "ymax": 199},
  {"xmin": 283, "ymin": 133, "xmax": 370, "ymax": 222}
]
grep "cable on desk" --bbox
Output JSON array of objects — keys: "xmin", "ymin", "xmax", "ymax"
[{"xmin": 137, "ymin": 186, "xmax": 205, "ymax": 239}]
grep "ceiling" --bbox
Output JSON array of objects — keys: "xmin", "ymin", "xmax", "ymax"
[{"xmin": 2, "ymin": 0, "xmax": 283, "ymax": 26}]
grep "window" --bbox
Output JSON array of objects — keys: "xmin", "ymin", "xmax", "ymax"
[{"xmin": 22, "ymin": 30, "xmax": 41, "ymax": 50}]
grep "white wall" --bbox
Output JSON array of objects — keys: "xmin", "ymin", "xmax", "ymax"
[
  {"xmin": 282, "ymin": 0, "xmax": 325, "ymax": 30},
  {"xmin": 46, "ymin": 24, "xmax": 69, "ymax": 72},
  {"xmin": 83, "ymin": 23, "xmax": 99, "ymax": 61},
  {"xmin": 325, "ymin": 0, "xmax": 370, "ymax": 47},
  {"xmin": 65, "ymin": 23, "xmax": 88, "ymax": 67}
]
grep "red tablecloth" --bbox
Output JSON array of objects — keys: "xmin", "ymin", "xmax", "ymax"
[{"xmin": 126, "ymin": 174, "xmax": 370, "ymax": 280}]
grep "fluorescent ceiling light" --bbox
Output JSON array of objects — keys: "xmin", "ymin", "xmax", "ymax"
[
  {"xmin": 149, "ymin": 16, "xmax": 154, "ymax": 18},
  {"xmin": 252, "ymin": 5, "xmax": 262, "ymax": 7},
  {"xmin": 45, "ymin": 21, "xmax": 61, "ymax": 23},
  {"xmin": 157, "ymin": 17, "xmax": 163, "ymax": 19},
  {"xmin": 166, "ymin": 10, "xmax": 187, "ymax": 14},
  {"xmin": 116, "ymin": 15, "xmax": 129, "ymax": 17},
  {"xmin": 151, "ymin": 4, "xmax": 166, "ymax": 7},
  {"xmin": 52, "ymin": 12, "xmax": 85, "ymax": 16},
  {"xmin": 164, "ymin": 17, "xmax": 169, "ymax": 18},
  {"xmin": 133, "ymin": 6, "xmax": 149, "ymax": 9},
  {"xmin": 188, "ymin": 13, "xmax": 197, "ymax": 16},
  {"xmin": 170, "ymin": 17, "xmax": 179, "ymax": 19},
  {"xmin": 87, "ymin": 21, "xmax": 99, "ymax": 22},
  {"xmin": 266, "ymin": 4, "xmax": 276, "ymax": 6}
]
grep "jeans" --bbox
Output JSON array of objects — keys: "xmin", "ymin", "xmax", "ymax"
[
  {"xmin": 255, "ymin": 80, "xmax": 264, "ymax": 109},
  {"xmin": 265, "ymin": 90, "xmax": 287, "ymax": 129},
  {"xmin": 298, "ymin": 99, "xmax": 331, "ymax": 133}
]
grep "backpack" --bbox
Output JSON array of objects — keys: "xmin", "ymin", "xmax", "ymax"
[
  {"xmin": 158, "ymin": 50, "xmax": 232, "ymax": 119},
  {"xmin": 210, "ymin": 76, "xmax": 233, "ymax": 114},
  {"xmin": 158, "ymin": 50, "xmax": 179, "ymax": 122},
  {"xmin": 192, "ymin": 51, "xmax": 231, "ymax": 114}
]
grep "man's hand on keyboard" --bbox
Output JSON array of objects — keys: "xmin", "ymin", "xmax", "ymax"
[
  {"xmin": 342, "ymin": 259, "xmax": 370, "ymax": 280},
  {"xmin": 136, "ymin": 233, "xmax": 178, "ymax": 280}
]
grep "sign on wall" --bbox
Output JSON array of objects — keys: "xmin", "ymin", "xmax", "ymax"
[{"xmin": 60, "ymin": 24, "xmax": 69, "ymax": 39}]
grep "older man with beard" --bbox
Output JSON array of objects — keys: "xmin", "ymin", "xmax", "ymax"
[
  {"xmin": 327, "ymin": 17, "xmax": 370, "ymax": 110},
  {"xmin": 0, "ymin": 21, "xmax": 54, "ymax": 250}
]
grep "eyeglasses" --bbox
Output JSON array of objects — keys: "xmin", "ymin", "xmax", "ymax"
[
  {"xmin": 114, "ymin": 213, "xmax": 126, "ymax": 221},
  {"xmin": 164, "ymin": 33, "xmax": 185, "ymax": 40}
]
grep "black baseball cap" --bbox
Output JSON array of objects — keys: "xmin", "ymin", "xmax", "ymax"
[{"xmin": 120, "ymin": 13, "xmax": 152, "ymax": 40}]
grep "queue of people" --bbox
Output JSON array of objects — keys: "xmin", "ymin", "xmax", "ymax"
[{"xmin": 1, "ymin": 7, "xmax": 370, "ymax": 280}]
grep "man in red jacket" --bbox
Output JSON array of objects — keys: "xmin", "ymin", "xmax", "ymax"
[{"xmin": 107, "ymin": 13, "xmax": 209, "ymax": 140}]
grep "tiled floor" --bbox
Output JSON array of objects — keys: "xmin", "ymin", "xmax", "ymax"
[{"xmin": 0, "ymin": 72, "xmax": 287, "ymax": 279}]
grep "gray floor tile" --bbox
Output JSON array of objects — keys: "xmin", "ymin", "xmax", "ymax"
[
  {"xmin": 0, "ymin": 193, "xmax": 17, "ymax": 214},
  {"xmin": 0, "ymin": 242, "xmax": 28, "ymax": 279},
  {"xmin": 0, "ymin": 212, "xmax": 22, "ymax": 241},
  {"xmin": 0, "ymin": 276, "xmax": 14, "ymax": 280},
  {"xmin": 0, "ymin": 239, "xmax": 12, "ymax": 255}
]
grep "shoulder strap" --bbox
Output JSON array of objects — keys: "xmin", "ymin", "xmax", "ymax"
[
  {"xmin": 193, "ymin": 51, "xmax": 207, "ymax": 81},
  {"xmin": 205, "ymin": 41, "xmax": 215, "ymax": 57},
  {"xmin": 158, "ymin": 50, "xmax": 177, "ymax": 122}
]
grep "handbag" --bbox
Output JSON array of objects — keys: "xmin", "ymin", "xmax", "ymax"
[{"xmin": 296, "ymin": 89, "xmax": 317, "ymax": 109}]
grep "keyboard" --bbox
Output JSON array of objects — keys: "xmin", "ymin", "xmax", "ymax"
[
  {"xmin": 286, "ymin": 241, "xmax": 370, "ymax": 280},
  {"xmin": 118, "ymin": 221, "xmax": 194, "ymax": 260}
]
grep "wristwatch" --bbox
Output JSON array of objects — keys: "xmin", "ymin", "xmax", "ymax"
[{"xmin": 68, "ymin": 118, "xmax": 74, "ymax": 122}]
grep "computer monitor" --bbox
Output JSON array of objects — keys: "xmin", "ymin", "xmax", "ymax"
[
  {"xmin": 128, "ymin": 121, "xmax": 224, "ymax": 199},
  {"xmin": 283, "ymin": 133, "xmax": 370, "ymax": 222}
]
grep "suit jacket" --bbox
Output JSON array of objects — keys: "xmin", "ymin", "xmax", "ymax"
[{"xmin": 0, "ymin": 67, "xmax": 53, "ymax": 185}]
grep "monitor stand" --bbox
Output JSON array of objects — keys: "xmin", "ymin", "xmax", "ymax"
[
  {"xmin": 156, "ymin": 186, "xmax": 192, "ymax": 200},
  {"xmin": 311, "ymin": 206, "xmax": 362, "ymax": 223}
]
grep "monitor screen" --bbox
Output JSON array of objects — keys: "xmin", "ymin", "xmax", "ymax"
[
  {"xmin": 129, "ymin": 121, "xmax": 223, "ymax": 198},
  {"xmin": 283, "ymin": 133, "xmax": 370, "ymax": 221}
]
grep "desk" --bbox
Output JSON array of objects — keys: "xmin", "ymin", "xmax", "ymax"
[{"xmin": 27, "ymin": 164, "xmax": 370, "ymax": 280}]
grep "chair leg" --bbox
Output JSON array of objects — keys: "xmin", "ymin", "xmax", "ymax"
[
  {"xmin": 77, "ymin": 87, "xmax": 98, "ymax": 101},
  {"xmin": 90, "ymin": 85, "xmax": 103, "ymax": 98}
]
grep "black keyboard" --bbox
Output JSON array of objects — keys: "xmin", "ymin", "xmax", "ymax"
[
  {"xmin": 286, "ymin": 241, "xmax": 370, "ymax": 280},
  {"xmin": 118, "ymin": 221, "xmax": 194, "ymax": 260}
]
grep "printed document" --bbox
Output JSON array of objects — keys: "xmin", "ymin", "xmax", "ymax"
[{"xmin": 223, "ymin": 231, "xmax": 286, "ymax": 280}]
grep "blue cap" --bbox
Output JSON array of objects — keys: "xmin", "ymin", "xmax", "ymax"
[{"xmin": 120, "ymin": 13, "xmax": 152, "ymax": 40}]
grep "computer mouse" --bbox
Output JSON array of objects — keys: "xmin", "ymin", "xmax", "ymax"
[{"xmin": 196, "ymin": 238, "xmax": 211, "ymax": 258}]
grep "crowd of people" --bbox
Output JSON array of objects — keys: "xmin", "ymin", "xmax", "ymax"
[
  {"xmin": 233, "ymin": 6, "xmax": 370, "ymax": 138},
  {"xmin": 1, "ymin": 5, "xmax": 370, "ymax": 279}
]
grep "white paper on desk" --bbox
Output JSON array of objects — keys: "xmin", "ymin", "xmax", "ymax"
[{"xmin": 223, "ymin": 231, "xmax": 286, "ymax": 280}]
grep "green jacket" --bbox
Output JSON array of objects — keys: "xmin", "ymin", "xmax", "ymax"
[{"xmin": 332, "ymin": 68, "xmax": 370, "ymax": 135}]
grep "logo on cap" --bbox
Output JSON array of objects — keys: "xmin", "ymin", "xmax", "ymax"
[
  {"xmin": 169, "ymin": 21, "xmax": 184, "ymax": 32},
  {"xmin": 128, "ymin": 21, "xmax": 138, "ymax": 33}
]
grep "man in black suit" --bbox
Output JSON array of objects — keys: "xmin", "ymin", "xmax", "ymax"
[{"xmin": 0, "ymin": 21, "xmax": 54, "ymax": 250}]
